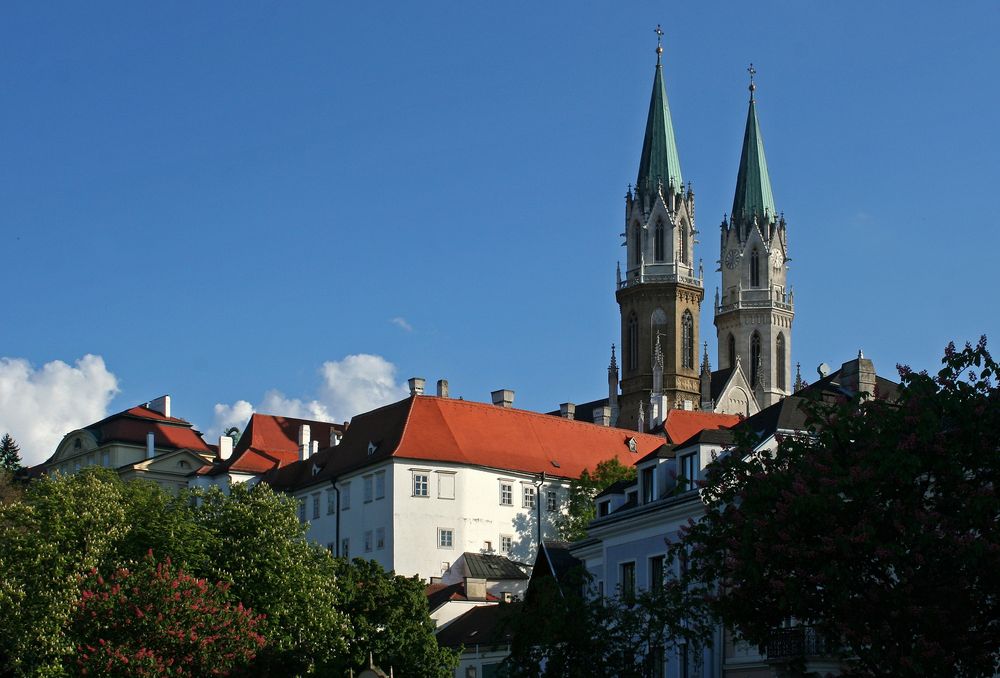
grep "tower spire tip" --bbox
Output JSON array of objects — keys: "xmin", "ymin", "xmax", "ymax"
[
  {"xmin": 654, "ymin": 24, "xmax": 664, "ymax": 63},
  {"xmin": 747, "ymin": 62, "xmax": 757, "ymax": 101}
]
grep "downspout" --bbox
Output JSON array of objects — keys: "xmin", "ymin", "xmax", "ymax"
[
  {"xmin": 330, "ymin": 477, "xmax": 340, "ymax": 557},
  {"xmin": 534, "ymin": 472, "xmax": 546, "ymax": 548}
]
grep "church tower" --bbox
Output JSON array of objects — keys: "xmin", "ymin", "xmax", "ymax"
[
  {"xmin": 616, "ymin": 30, "xmax": 703, "ymax": 431},
  {"xmin": 714, "ymin": 66, "xmax": 794, "ymax": 408}
]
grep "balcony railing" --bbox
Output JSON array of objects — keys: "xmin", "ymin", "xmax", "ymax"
[
  {"xmin": 766, "ymin": 626, "xmax": 837, "ymax": 660},
  {"xmin": 618, "ymin": 272, "xmax": 703, "ymax": 290}
]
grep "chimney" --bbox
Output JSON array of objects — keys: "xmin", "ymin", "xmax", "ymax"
[
  {"xmin": 436, "ymin": 379, "xmax": 449, "ymax": 398},
  {"xmin": 330, "ymin": 427, "xmax": 342, "ymax": 447},
  {"xmin": 464, "ymin": 577, "xmax": 488, "ymax": 601},
  {"xmin": 593, "ymin": 405, "xmax": 612, "ymax": 426},
  {"xmin": 491, "ymin": 389, "xmax": 515, "ymax": 408},
  {"xmin": 839, "ymin": 351, "xmax": 877, "ymax": 400},
  {"xmin": 298, "ymin": 424, "xmax": 311, "ymax": 462},
  {"xmin": 408, "ymin": 377, "xmax": 426, "ymax": 396},
  {"xmin": 146, "ymin": 432, "xmax": 155, "ymax": 459},
  {"xmin": 148, "ymin": 395, "xmax": 171, "ymax": 419},
  {"xmin": 218, "ymin": 435, "xmax": 233, "ymax": 461},
  {"xmin": 559, "ymin": 402, "xmax": 576, "ymax": 420}
]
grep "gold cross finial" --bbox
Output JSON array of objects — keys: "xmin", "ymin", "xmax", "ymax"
[
  {"xmin": 747, "ymin": 62, "xmax": 757, "ymax": 100},
  {"xmin": 655, "ymin": 25, "xmax": 664, "ymax": 61}
]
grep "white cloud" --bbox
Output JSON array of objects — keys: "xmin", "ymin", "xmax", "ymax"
[
  {"xmin": 0, "ymin": 354, "xmax": 119, "ymax": 467},
  {"xmin": 390, "ymin": 317, "xmax": 413, "ymax": 332},
  {"xmin": 208, "ymin": 354, "xmax": 408, "ymax": 439}
]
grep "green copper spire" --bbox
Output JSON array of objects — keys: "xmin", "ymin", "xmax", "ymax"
[
  {"xmin": 731, "ymin": 64, "xmax": 776, "ymax": 221},
  {"xmin": 636, "ymin": 26, "xmax": 683, "ymax": 195}
]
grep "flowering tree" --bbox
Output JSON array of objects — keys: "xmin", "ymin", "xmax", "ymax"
[
  {"xmin": 71, "ymin": 552, "xmax": 265, "ymax": 677},
  {"xmin": 672, "ymin": 338, "xmax": 1000, "ymax": 677}
]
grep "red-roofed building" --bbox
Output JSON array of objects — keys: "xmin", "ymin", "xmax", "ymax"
[
  {"xmin": 193, "ymin": 413, "xmax": 346, "ymax": 489},
  {"xmin": 43, "ymin": 396, "xmax": 213, "ymax": 492},
  {"xmin": 259, "ymin": 391, "xmax": 703, "ymax": 580}
]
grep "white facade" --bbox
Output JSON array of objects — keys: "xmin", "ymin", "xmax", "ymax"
[{"xmin": 293, "ymin": 459, "xmax": 570, "ymax": 579}]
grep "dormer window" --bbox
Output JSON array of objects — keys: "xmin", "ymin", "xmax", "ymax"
[
  {"xmin": 641, "ymin": 467, "xmax": 654, "ymax": 504},
  {"xmin": 598, "ymin": 500, "xmax": 611, "ymax": 517},
  {"xmin": 679, "ymin": 453, "xmax": 698, "ymax": 492},
  {"xmin": 74, "ymin": 438, "xmax": 82, "ymax": 450}
]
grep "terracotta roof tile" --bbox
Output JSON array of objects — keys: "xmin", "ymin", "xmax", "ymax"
[
  {"xmin": 661, "ymin": 410, "xmax": 741, "ymax": 445},
  {"xmin": 203, "ymin": 414, "xmax": 346, "ymax": 477}
]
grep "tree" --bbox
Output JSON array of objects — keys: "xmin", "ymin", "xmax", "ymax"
[
  {"xmin": 557, "ymin": 457, "xmax": 637, "ymax": 542},
  {"xmin": 330, "ymin": 557, "xmax": 459, "ymax": 677},
  {"xmin": 190, "ymin": 483, "xmax": 350, "ymax": 677},
  {"xmin": 0, "ymin": 434, "xmax": 21, "ymax": 472},
  {"xmin": 70, "ymin": 552, "xmax": 266, "ymax": 677},
  {"xmin": 673, "ymin": 338, "xmax": 1000, "ymax": 677}
]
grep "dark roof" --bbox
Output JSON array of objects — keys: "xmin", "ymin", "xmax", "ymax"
[
  {"xmin": 545, "ymin": 397, "xmax": 609, "ymax": 426},
  {"xmin": 425, "ymin": 582, "xmax": 498, "ymax": 611},
  {"xmin": 200, "ymin": 414, "xmax": 346, "ymax": 477},
  {"xmin": 637, "ymin": 443, "xmax": 674, "ymax": 465},
  {"xmin": 463, "ymin": 553, "xmax": 529, "ymax": 580},
  {"xmin": 436, "ymin": 603, "xmax": 520, "ymax": 649},
  {"xmin": 710, "ymin": 367, "xmax": 734, "ymax": 401},
  {"xmin": 674, "ymin": 427, "xmax": 736, "ymax": 449},
  {"xmin": 595, "ymin": 478, "xmax": 634, "ymax": 499},
  {"xmin": 539, "ymin": 541, "xmax": 583, "ymax": 583}
]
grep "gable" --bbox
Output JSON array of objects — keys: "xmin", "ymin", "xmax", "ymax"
[{"xmin": 713, "ymin": 363, "xmax": 760, "ymax": 417}]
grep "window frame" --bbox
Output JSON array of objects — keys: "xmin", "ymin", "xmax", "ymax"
[
  {"xmin": 641, "ymin": 466, "xmax": 654, "ymax": 504},
  {"xmin": 499, "ymin": 481, "xmax": 513, "ymax": 506},
  {"xmin": 620, "ymin": 561, "xmax": 637, "ymax": 603},
  {"xmin": 500, "ymin": 534, "xmax": 513, "ymax": 554},
  {"xmin": 363, "ymin": 474, "xmax": 374, "ymax": 503},
  {"xmin": 546, "ymin": 490, "xmax": 558, "ymax": 512},
  {"xmin": 312, "ymin": 492, "xmax": 321, "ymax": 520},
  {"xmin": 374, "ymin": 470, "xmax": 386, "ymax": 500},
  {"xmin": 341, "ymin": 481, "xmax": 351, "ymax": 510},
  {"xmin": 522, "ymin": 484, "xmax": 536, "ymax": 509},
  {"xmin": 364, "ymin": 530, "xmax": 373, "ymax": 553},
  {"xmin": 649, "ymin": 554, "xmax": 666, "ymax": 593},
  {"xmin": 376, "ymin": 527, "xmax": 385, "ymax": 550},
  {"xmin": 438, "ymin": 527, "xmax": 455, "ymax": 549},
  {"xmin": 413, "ymin": 472, "xmax": 430, "ymax": 497},
  {"xmin": 680, "ymin": 452, "xmax": 698, "ymax": 492},
  {"xmin": 437, "ymin": 471, "xmax": 456, "ymax": 500}
]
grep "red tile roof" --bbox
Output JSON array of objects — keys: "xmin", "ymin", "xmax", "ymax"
[
  {"xmin": 264, "ymin": 396, "xmax": 671, "ymax": 491},
  {"xmin": 201, "ymin": 413, "xmax": 347, "ymax": 476},
  {"xmin": 86, "ymin": 405, "xmax": 212, "ymax": 453},
  {"xmin": 425, "ymin": 582, "xmax": 499, "ymax": 611},
  {"xmin": 661, "ymin": 409, "xmax": 741, "ymax": 445}
]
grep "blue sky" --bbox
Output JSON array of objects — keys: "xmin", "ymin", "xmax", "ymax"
[{"xmin": 2, "ymin": 2, "xmax": 998, "ymax": 463}]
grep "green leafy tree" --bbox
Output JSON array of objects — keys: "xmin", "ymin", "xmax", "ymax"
[
  {"xmin": 557, "ymin": 457, "xmax": 637, "ymax": 541},
  {"xmin": 331, "ymin": 557, "xmax": 459, "ymax": 677},
  {"xmin": 191, "ymin": 483, "xmax": 350, "ymax": 676},
  {"xmin": 71, "ymin": 552, "xmax": 266, "ymax": 677},
  {"xmin": 672, "ymin": 338, "xmax": 1000, "ymax": 677},
  {"xmin": 0, "ymin": 433, "xmax": 21, "ymax": 472}
]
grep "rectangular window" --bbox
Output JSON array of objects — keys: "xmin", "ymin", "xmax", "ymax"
[
  {"xmin": 327, "ymin": 490, "xmax": 336, "ymax": 515},
  {"xmin": 363, "ymin": 475, "xmax": 374, "ymax": 503},
  {"xmin": 484, "ymin": 540, "xmax": 492, "ymax": 552},
  {"xmin": 642, "ymin": 467, "xmax": 654, "ymax": 504},
  {"xmin": 341, "ymin": 482, "xmax": 351, "ymax": 510},
  {"xmin": 413, "ymin": 473, "xmax": 429, "ymax": 497},
  {"xmin": 620, "ymin": 562, "xmax": 636, "ymax": 603},
  {"xmin": 376, "ymin": 527, "xmax": 385, "ymax": 550},
  {"xmin": 598, "ymin": 500, "xmax": 610, "ymax": 517},
  {"xmin": 546, "ymin": 490, "xmax": 558, "ymax": 512},
  {"xmin": 364, "ymin": 530, "xmax": 373, "ymax": 553},
  {"xmin": 438, "ymin": 472, "xmax": 456, "ymax": 499},
  {"xmin": 438, "ymin": 528, "xmax": 454, "ymax": 549},
  {"xmin": 500, "ymin": 535, "xmax": 512, "ymax": 554},
  {"xmin": 341, "ymin": 538, "xmax": 350, "ymax": 559},
  {"xmin": 298, "ymin": 498, "xmax": 307, "ymax": 523},
  {"xmin": 650, "ymin": 555, "xmax": 665, "ymax": 593},
  {"xmin": 522, "ymin": 485, "xmax": 536, "ymax": 509},
  {"xmin": 499, "ymin": 482, "xmax": 513, "ymax": 506},
  {"xmin": 374, "ymin": 471, "xmax": 386, "ymax": 499},
  {"xmin": 680, "ymin": 453, "xmax": 698, "ymax": 492},
  {"xmin": 101, "ymin": 451, "xmax": 110, "ymax": 467},
  {"xmin": 312, "ymin": 493, "xmax": 321, "ymax": 520}
]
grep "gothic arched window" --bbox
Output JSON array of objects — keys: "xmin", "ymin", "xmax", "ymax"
[
  {"xmin": 680, "ymin": 223, "xmax": 688, "ymax": 264},
  {"xmin": 632, "ymin": 225, "xmax": 641, "ymax": 266},
  {"xmin": 750, "ymin": 332, "xmax": 762, "ymax": 386},
  {"xmin": 654, "ymin": 220, "xmax": 665, "ymax": 262},
  {"xmin": 681, "ymin": 311, "xmax": 694, "ymax": 369},
  {"xmin": 750, "ymin": 248, "xmax": 760, "ymax": 287},
  {"xmin": 776, "ymin": 333, "xmax": 786, "ymax": 391},
  {"xmin": 727, "ymin": 334, "xmax": 736, "ymax": 370},
  {"xmin": 627, "ymin": 313, "xmax": 639, "ymax": 372}
]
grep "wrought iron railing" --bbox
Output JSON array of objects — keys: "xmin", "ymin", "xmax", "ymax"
[{"xmin": 766, "ymin": 626, "xmax": 837, "ymax": 660}]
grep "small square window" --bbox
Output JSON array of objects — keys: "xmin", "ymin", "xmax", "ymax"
[
  {"xmin": 522, "ymin": 485, "xmax": 536, "ymax": 509},
  {"xmin": 413, "ymin": 473, "xmax": 429, "ymax": 497},
  {"xmin": 499, "ymin": 482, "xmax": 513, "ymax": 506},
  {"xmin": 500, "ymin": 535, "xmax": 513, "ymax": 554},
  {"xmin": 376, "ymin": 527, "xmax": 385, "ymax": 550},
  {"xmin": 438, "ymin": 528, "xmax": 454, "ymax": 549},
  {"xmin": 484, "ymin": 540, "xmax": 492, "ymax": 552},
  {"xmin": 364, "ymin": 530, "xmax": 373, "ymax": 553}
]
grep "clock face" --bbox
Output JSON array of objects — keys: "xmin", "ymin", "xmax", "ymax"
[{"xmin": 725, "ymin": 249, "xmax": 739, "ymax": 269}]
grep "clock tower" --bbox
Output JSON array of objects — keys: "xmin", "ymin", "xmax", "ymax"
[
  {"xmin": 615, "ymin": 30, "xmax": 703, "ymax": 431},
  {"xmin": 714, "ymin": 66, "xmax": 794, "ymax": 408}
]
